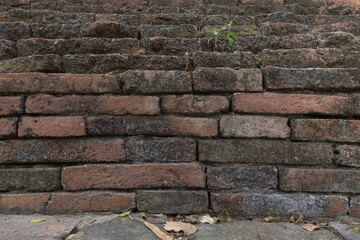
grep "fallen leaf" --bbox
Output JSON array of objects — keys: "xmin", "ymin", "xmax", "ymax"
[
  {"xmin": 130, "ymin": 216, "xmax": 174, "ymax": 240},
  {"xmin": 29, "ymin": 219, "xmax": 46, "ymax": 223},
  {"xmin": 218, "ymin": 210, "xmax": 232, "ymax": 222},
  {"xmin": 294, "ymin": 214, "xmax": 304, "ymax": 224},
  {"xmin": 199, "ymin": 214, "xmax": 218, "ymax": 224},
  {"xmin": 164, "ymin": 221, "xmax": 197, "ymax": 236},
  {"xmin": 184, "ymin": 215, "xmax": 200, "ymax": 224},
  {"xmin": 353, "ymin": 227, "xmax": 360, "ymax": 233},
  {"xmin": 129, "ymin": 46, "xmax": 145, "ymax": 55},
  {"xmin": 257, "ymin": 234, "xmax": 265, "ymax": 240},
  {"xmin": 117, "ymin": 209, "xmax": 132, "ymax": 217},
  {"xmin": 301, "ymin": 224, "xmax": 320, "ymax": 232},
  {"xmin": 289, "ymin": 214, "xmax": 296, "ymax": 223},
  {"xmin": 264, "ymin": 216, "xmax": 280, "ymax": 222}
]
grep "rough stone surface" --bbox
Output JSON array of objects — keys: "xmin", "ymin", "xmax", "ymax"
[
  {"xmin": 0, "ymin": 55, "xmax": 62, "ymax": 73},
  {"xmin": 137, "ymin": 190, "xmax": 208, "ymax": 214},
  {"xmin": 220, "ymin": 115, "xmax": 290, "ymax": 138},
  {"xmin": 207, "ymin": 166, "xmax": 278, "ymax": 190},
  {"xmin": 80, "ymin": 21, "xmax": 138, "ymax": 38},
  {"xmin": 0, "ymin": 138, "xmax": 125, "ymax": 164},
  {"xmin": 350, "ymin": 196, "xmax": 360, "ymax": 218},
  {"xmin": 0, "ymin": 39, "xmax": 17, "ymax": 60},
  {"xmin": 193, "ymin": 52, "xmax": 257, "ymax": 68},
  {"xmin": 0, "ymin": 22, "xmax": 31, "ymax": 40},
  {"xmin": 211, "ymin": 193, "xmax": 349, "ymax": 218},
  {"xmin": 0, "ymin": 97, "xmax": 23, "ymax": 116},
  {"xmin": 334, "ymin": 145, "xmax": 360, "ymax": 167},
  {"xmin": 194, "ymin": 67, "xmax": 262, "ymax": 92},
  {"xmin": 126, "ymin": 137, "xmax": 196, "ymax": 162},
  {"xmin": 62, "ymin": 163, "xmax": 205, "ymax": 190},
  {"xmin": 0, "ymin": 168, "xmax": 61, "ymax": 192}
]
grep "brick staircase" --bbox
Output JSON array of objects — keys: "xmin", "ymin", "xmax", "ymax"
[{"xmin": 0, "ymin": 0, "xmax": 359, "ymax": 219}]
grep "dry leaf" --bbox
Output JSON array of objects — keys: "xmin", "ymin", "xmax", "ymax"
[
  {"xmin": 184, "ymin": 215, "xmax": 201, "ymax": 224},
  {"xmin": 164, "ymin": 221, "xmax": 197, "ymax": 236},
  {"xmin": 295, "ymin": 215, "xmax": 304, "ymax": 224},
  {"xmin": 199, "ymin": 214, "xmax": 218, "ymax": 224},
  {"xmin": 218, "ymin": 210, "xmax": 232, "ymax": 222},
  {"xmin": 301, "ymin": 224, "xmax": 320, "ymax": 232},
  {"xmin": 29, "ymin": 219, "xmax": 46, "ymax": 223},
  {"xmin": 117, "ymin": 209, "xmax": 132, "ymax": 217},
  {"xmin": 130, "ymin": 216, "xmax": 174, "ymax": 240},
  {"xmin": 257, "ymin": 234, "xmax": 265, "ymax": 240},
  {"xmin": 289, "ymin": 214, "xmax": 296, "ymax": 223},
  {"xmin": 264, "ymin": 216, "xmax": 280, "ymax": 222},
  {"xmin": 129, "ymin": 46, "xmax": 145, "ymax": 55}
]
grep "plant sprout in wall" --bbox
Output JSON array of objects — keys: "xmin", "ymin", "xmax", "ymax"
[{"xmin": 208, "ymin": 20, "xmax": 237, "ymax": 51}]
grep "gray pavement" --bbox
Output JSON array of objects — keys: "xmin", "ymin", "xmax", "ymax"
[{"xmin": 0, "ymin": 213, "xmax": 358, "ymax": 240}]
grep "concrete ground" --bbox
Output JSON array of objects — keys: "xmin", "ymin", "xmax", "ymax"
[{"xmin": 0, "ymin": 213, "xmax": 359, "ymax": 240}]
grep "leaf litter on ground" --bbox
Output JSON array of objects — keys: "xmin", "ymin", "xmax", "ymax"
[
  {"xmin": 29, "ymin": 219, "xmax": 46, "ymax": 223},
  {"xmin": 164, "ymin": 221, "xmax": 197, "ymax": 236},
  {"xmin": 129, "ymin": 215, "xmax": 174, "ymax": 240}
]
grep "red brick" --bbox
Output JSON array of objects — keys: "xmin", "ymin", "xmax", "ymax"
[
  {"xmin": 194, "ymin": 52, "xmax": 257, "ymax": 69},
  {"xmin": 280, "ymin": 168, "xmax": 360, "ymax": 193},
  {"xmin": 350, "ymin": 196, "xmax": 360, "ymax": 218},
  {"xmin": 334, "ymin": 145, "xmax": 360, "ymax": 167},
  {"xmin": 0, "ymin": 97, "xmax": 23, "ymax": 116},
  {"xmin": 193, "ymin": 68, "xmax": 262, "ymax": 92},
  {"xmin": 124, "ymin": 116, "xmax": 218, "ymax": 137},
  {"xmin": 46, "ymin": 192, "xmax": 135, "ymax": 214},
  {"xmin": 18, "ymin": 116, "xmax": 86, "ymax": 137},
  {"xmin": 233, "ymin": 93, "xmax": 353, "ymax": 116},
  {"xmin": 0, "ymin": 193, "xmax": 49, "ymax": 214},
  {"xmin": 0, "ymin": 118, "xmax": 17, "ymax": 138},
  {"xmin": 26, "ymin": 95, "xmax": 160, "ymax": 115},
  {"xmin": 291, "ymin": 119, "xmax": 360, "ymax": 142},
  {"xmin": 211, "ymin": 193, "xmax": 348, "ymax": 218},
  {"xmin": 162, "ymin": 95, "xmax": 229, "ymax": 115},
  {"xmin": 62, "ymin": 163, "xmax": 205, "ymax": 190},
  {"xmin": 0, "ymin": 138, "xmax": 125, "ymax": 164},
  {"xmin": 220, "ymin": 115, "xmax": 290, "ymax": 138},
  {"xmin": 0, "ymin": 73, "xmax": 120, "ymax": 94},
  {"xmin": 137, "ymin": 190, "xmax": 208, "ymax": 214}
]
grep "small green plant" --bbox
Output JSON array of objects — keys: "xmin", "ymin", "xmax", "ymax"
[{"xmin": 208, "ymin": 20, "xmax": 237, "ymax": 51}]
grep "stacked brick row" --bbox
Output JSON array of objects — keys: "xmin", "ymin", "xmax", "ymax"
[{"xmin": 0, "ymin": 0, "xmax": 359, "ymax": 218}]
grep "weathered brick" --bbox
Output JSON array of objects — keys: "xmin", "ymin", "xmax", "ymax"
[
  {"xmin": 334, "ymin": 145, "xmax": 360, "ymax": 167},
  {"xmin": 233, "ymin": 93, "xmax": 353, "ymax": 116},
  {"xmin": 0, "ymin": 138, "xmax": 125, "ymax": 164},
  {"xmin": 242, "ymin": 0, "xmax": 284, "ymax": 4},
  {"xmin": 314, "ymin": 22, "xmax": 360, "ymax": 36},
  {"xmin": 80, "ymin": 21, "xmax": 138, "ymax": 38},
  {"xmin": 124, "ymin": 116, "xmax": 218, "ymax": 137},
  {"xmin": 62, "ymin": 163, "xmax": 205, "ymax": 190},
  {"xmin": 193, "ymin": 52, "xmax": 257, "ymax": 68},
  {"xmin": 0, "ymin": 55, "xmax": 62, "ymax": 73},
  {"xmin": 350, "ymin": 196, "xmax": 360, "ymax": 218},
  {"xmin": 211, "ymin": 193, "xmax": 348, "ymax": 217},
  {"xmin": 0, "ymin": 168, "xmax": 61, "ymax": 192},
  {"xmin": 199, "ymin": 139, "xmax": 332, "ymax": 165},
  {"xmin": 87, "ymin": 117, "xmax": 125, "ymax": 136},
  {"xmin": 255, "ymin": 12, "xmax": 305, "ymax": 25},
  {"xmin": 0, "ymin": 118, "xmax": 17, "ymax": 138},
  {"xmin": 284, "ymin": 142, "xmax": 333, "ymax": 165},
  {"xmin": 202, "ymin": 25, "xmax": 259, "ymax": 38},
  {"xmin": 63, "ymin": 54, "xmax": 187, "ymax": 73},
  {"xmin": 162, "ymin": 95, "xmax": 229, "ymax": 115},
  {"xmin": 17, "ymin": 38, "xmax": 140, "ymax": 56},
  {"xmin": 0, "ymin": 0, "xmax": 30, "ymax": 7},
  {"xmin": 47, "ymin": 192, "xmax": 135, "ymax": 214},
  {"xmin": 126, "ymin": 138, "xmax": 196, "ymax": 162},
  {"xmin": 140, "ymin": 24, "xmax": 198, "ymax": 38},
  {"xmin": 26, "ymin": 95, "xmax": 160, "ymax": 115},
  {"xmin": 118, "ymin": 70, "xmax": 192, "ymax": 94},
  {"xmin": 143, "ymin": 37, "xmax": 201, "ymax": 55},
  {"xmin": 193, "ymin": 68, "xmax": 262, "ymax": 92},
  {"xmin": 199, "ymin": 139, "xmax": 284, "ymax": 163},
  {"xmin": 0, "ymin": 73, "xmax": 120, "ymax": 94},
  {"xmin": 220, "ymin": 115, "xmax": 290, "ymax": 138},
  {"xmin": 149, "ymin": 0, "xmax": 238, "ymax": 6},
  {"xmin": 264, "ymin": 67, "xmax": 360, "ymax": 91},
  {"xmin": 260, "ymin": 22, "xmax": 310, "ymax": 36},
  {"xmin": 137, "ymin": 190, "xmax": 208, "ymax": 214},
  {"xmin": 18, "ymin": 116, "xmax": 86, "ymax": 137},
  {"xmin": 0, "ymin": 97, "xmax": 23, "ymax": 116},
  {"xmin": 259, "ymin": 49, "xmax": 360, "ymax": 68},
  {"xmin": 84, "ymin": 0, "xmax": 145, "ymax": 6},
  {"xmin": 318, "ymin": 32, "xmax": 360, "ymax": 50},
  {"xmin": 0, "ymin": 22, "xmax": 31, "ymax": 41},
  {"xmin": 208, "ymin": 166, "xmax": 278, "ymax": 190},
  {"xmin": 31, "ymin": 23, "xmax": 80, "ymax": 39},
  {"xmin": 280, "ymin": 168, "xmax": 360, "ymax": 193},
  {"xmin": 291, "ymin": 119, "xmax": 360, "ymax": 142},
  {"xmin": 0, "ymin": 39, "xmax": 16, "ymax": 60},
  {"xmin": 0, "ymin": 193, "xmax": 49, "ymax": 214},
  {"xmin": 95, "ymin": 14, "xmax": 148, "ymax": 25}
]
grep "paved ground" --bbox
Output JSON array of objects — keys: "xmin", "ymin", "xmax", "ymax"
[{"xmin": 0, "ymin": 213, "xmax": 358, "ymax": 240}]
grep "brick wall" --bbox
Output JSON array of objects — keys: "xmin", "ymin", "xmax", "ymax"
[{"xmin": 0, "ymin": 0, "xmax": 359, "ymax": 218}]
